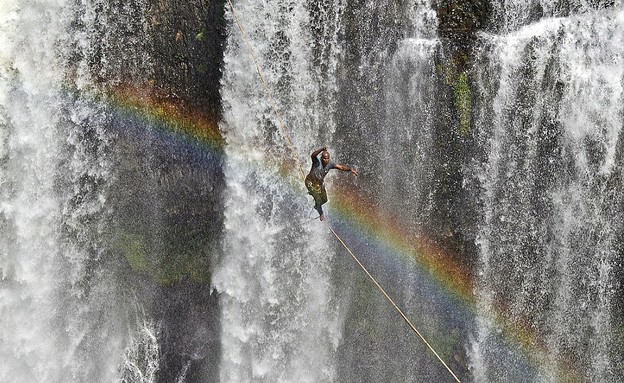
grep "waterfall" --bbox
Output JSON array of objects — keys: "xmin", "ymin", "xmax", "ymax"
[
  {"xmin": 491, "ymin": 0, "xmax": 620, "ymax": 33},
  {"xmin": 213, "ymin": 1, "xmax": 347, "ymax": 381},
  {"xmin": 470, "ymin": 4, "xmax": 624, "ymax": 382},
  {"xmin": 0, "ymin": 0, "xmax": 127, "ymax": 382},
  {"xmin": 0, "ymin": 0, "xmax": 172, "ymax": 381},
  {"xmin": 379, "ymin": 38, "xmax": 439, "ymax": 227},
  {"xmin": 2, "ymin": 0, "xmax": 623, "ymax": 382},
  {"xmin": 1, "ymin": 0, "xmax": 224, "ymax": 380},
  {"xmin": 0, "ymin": 2, "xmax": 68, "ymax": 381},
  {"xmin": 213, "ymin": 0, "xmax": 476, "ymax": 382}
]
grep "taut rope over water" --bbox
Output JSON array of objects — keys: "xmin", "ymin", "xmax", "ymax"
[{"xmin": 226, "ymin": 1, "xmax": 461, "ymax": 381}]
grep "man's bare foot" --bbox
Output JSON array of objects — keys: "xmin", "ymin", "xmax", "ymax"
[{"xmin": 319, "ymin": 214, "xmax": 325, "ymax": 221}]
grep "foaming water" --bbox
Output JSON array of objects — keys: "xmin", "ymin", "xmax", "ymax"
[
  {"xmin": 470, "ymin": 6, "xmax": 624, "ymax": 382},
  {"xmin": 213, "ymin": 1, "xmax": 346, "ymax": 381},
  {"xmin": 1, "ymin": 1, "xmax": 76, "ymax": 381},
  {"xmin": 0, "ymin": 1, "xmax": 140, "ymax": 381},
  {"xmin": 491, "ymin": 0, "xmax": 623, "ymax": 33},
  {"xmin": 119, "ymin": 313, "xmax": 160, "ymax": 383}
]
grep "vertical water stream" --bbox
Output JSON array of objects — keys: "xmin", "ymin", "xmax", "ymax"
[
  {"xmin": 470, "ymin": 3, "xmax": 624, "ymax": 381},
  {"xmin": 213, "ymin": 1, "xmax": 345, "ymax": 381},
  {"xmin": 0, "ymin": 0, "xmax": 127, "ymax": 381}
]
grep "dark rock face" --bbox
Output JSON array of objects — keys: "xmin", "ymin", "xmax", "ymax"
[
  {"xmin": 147, "ymin": 0, "xmax": 227, "ymax": 115},
  {"xmin": 71, "ymin": 1, "xmax": 228, "ymax": 381},
  {"xmin": 113, "ymin": 1, "xmax": 227, "ymax": 381}
]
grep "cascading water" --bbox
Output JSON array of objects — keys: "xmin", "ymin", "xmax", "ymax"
[
  {"xmin": 0, "ymin": 2, "xmax": 69, "ymax": 381},
  {"xmin": 0, "ymin": 0, "xmax": 128, "ymax": 382},
  {"xmin": 379, "ymin": 38, "xmax": 439, "ymax": 228},
  {"xmin": 212, "ymin": 1, "xmax": 347, "ymax": 381},
  {"xmin": 0, "ymin": 0, "xmax": 199, "ymax": 382},
  {"xmin": 469, "ymin": 2, "xmax": 624, "ymax": 382},
  {"xmin": 2, "ymin": 0, "xmax": 623, "ymax": 382},
  {"xmin": 214, "ymin": 1, "xmax": 476, "ymax": 382}
]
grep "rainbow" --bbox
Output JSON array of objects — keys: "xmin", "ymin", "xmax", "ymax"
[
  {"xmin": 328, "ymin": 181, "xmax": 583, "ymax": 381},
  {"xmin": 105, "ymin": 84, "xmax": 224, "ymax": 154},
  {"xmin": 103, "ymin": 85, "xmax": 584, "ymax": 382}
]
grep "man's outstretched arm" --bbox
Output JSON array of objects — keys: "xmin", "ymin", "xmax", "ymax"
[{"xmin": 335, "ymin": 163, "xmax": 358, "ymax": 176}]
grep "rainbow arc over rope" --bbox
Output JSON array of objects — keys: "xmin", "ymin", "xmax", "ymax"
[{"xmin": 105, "ymin": 82, "xmax": 583, "ymax": 382}]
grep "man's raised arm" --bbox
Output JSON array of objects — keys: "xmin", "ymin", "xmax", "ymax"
[{"xmin": 311, "ymin": 147, "xmax": 327, "ymax": 159}]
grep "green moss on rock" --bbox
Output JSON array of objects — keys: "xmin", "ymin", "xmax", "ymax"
[
  {"xmin": 439, "ymin": 59, "xmax": 473, "ymax": 137},
  {"xmin": 114, "ymin": 229, "xmax": 212, "ymax": 286},
  {"xmin": 117, "ymin": 232, "xmax": 149, "ymax": 272},
  {"xmin": 454, "ymin": 72, "xmax": 472, "ymax": 136}
]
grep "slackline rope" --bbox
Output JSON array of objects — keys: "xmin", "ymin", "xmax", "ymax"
[
  {"xmin": 226, "ymin": 1, "xmax": 461, "ymax": 382},
  {"xmin": 327, "ymin": 226, "xmax": 461, "ymax": 383}
]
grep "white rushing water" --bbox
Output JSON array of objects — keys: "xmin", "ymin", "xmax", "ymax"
[
  {"xmin": 211, "ymin": 0, "xmax": 457, "ymax": 381},
  {"xmin": 213, "ymin": 1, "xmax": 346, "ymax": 382},
  {"xmin": 470, "ymin": 4, "xmax": 624, "ymax": 382},
  {"xmin": 0, "ymin": 1, "xmax": 68, "ymax": 379},
  {"xmin": 492, "ymin": 0, "xmax": 624, "ymax": 33},
  {"xmin": 0, "ymin": 1, "xmax": 138, "ymax": 382}
]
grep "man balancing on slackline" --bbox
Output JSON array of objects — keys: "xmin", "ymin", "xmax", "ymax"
[{"xmin": 305, "ymin": 146, "xmax": 358, "ymax": 221}]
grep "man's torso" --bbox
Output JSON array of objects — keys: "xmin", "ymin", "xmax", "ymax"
[{"xmin": 307, "ymin": 157, "xmax": 335, "ymax": 184}]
